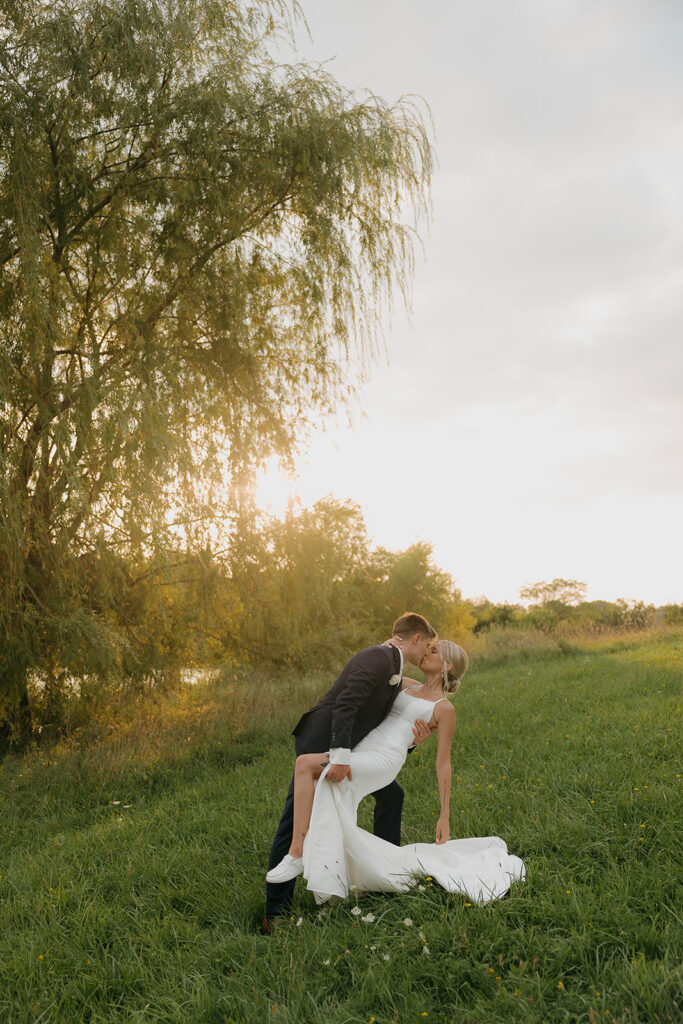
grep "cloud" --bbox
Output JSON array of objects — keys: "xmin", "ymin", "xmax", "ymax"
[{"xmin": 281, "ymin": 0, "xmax": 683, "ymax": 602}]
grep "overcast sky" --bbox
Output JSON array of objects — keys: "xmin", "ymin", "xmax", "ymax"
[{"xmin": 259, "ymin": 0, "xmax": 683, "ymax": 605}]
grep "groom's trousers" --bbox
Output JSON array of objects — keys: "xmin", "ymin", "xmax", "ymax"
[{"xmin": 265, "ymin": 774, "xmax": 404, "ymax": 918}]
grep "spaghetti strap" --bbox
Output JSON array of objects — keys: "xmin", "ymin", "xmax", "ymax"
[{"xmin": 404, "ymin": 685, "xmax": 448, "ymax": 705}]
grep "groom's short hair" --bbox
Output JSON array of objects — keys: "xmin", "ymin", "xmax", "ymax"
[{"xmin": 392, "ymin": 612, "xmax": 436, "ymax": 639}]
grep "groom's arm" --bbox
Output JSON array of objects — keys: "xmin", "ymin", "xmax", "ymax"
[{"xmin": 328, "ymin": 647, "xmax": 394, "ymax": 763}]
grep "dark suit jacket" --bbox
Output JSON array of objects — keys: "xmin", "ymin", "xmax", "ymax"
[{"xmin": 292, "ymin": 645, "xmax": 402, "ymax": 755}]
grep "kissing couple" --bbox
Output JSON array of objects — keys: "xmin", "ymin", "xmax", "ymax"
[{"xmin": 262, "ymin": 612, "xmax": 525, "ymax": 932}]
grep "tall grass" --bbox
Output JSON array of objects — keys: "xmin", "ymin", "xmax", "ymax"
[
  {"xmin": 467, "ymin": 621, "xmax": 682, "ymax": 667},
  {"xmin": 1, "ymin": 629, "xmax": 681, "ymax": 1023}
]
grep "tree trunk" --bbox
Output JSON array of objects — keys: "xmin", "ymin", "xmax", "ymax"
[{"xmin": 0, "ymin": 659, "xmax": 33, "ymax": 756}]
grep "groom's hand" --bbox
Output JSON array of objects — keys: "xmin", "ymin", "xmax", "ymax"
[
  {"xmin": 326, "ymin": 763, "xmax": 353, "ymax": 783},
  {"xmin": 412, "ymin": 719, "xmax": 431, "ymax": 746}
]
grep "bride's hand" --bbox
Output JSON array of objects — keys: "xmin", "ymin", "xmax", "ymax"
[
  {"xmin": 381, "ymin": 635, "xmax": 403, "ymax": 649},
  {"xmin": 435, "ymin": 814, "xmax": 450, "ymax": 845}
]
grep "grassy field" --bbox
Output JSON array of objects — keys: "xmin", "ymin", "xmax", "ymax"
[{"xmin": 1, "ymin": 630, "xmax": 681, "ymax": 1024}]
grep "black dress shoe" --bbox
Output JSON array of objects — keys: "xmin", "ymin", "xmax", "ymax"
[{"xmin": 260, "ymin": 915, "xmax": 279, "ymax": 935}]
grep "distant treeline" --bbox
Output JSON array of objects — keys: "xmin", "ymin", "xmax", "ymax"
[
  {"xmin": 18, "ymin": 498, "xmax": 682, "ymax": 747},
  {"xmin": 472, "ymin": 593, "xmax": 683, "ymax": 635}
]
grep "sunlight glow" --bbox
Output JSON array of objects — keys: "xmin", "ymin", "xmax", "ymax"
[{"xmin": 253, "ymin": 458, "xmax": 299, "ymax": 518}]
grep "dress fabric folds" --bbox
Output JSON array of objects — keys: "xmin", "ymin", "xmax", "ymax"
[{"xmin": 301, "ymin": 690, "xmax": 525, "ymax": 905}]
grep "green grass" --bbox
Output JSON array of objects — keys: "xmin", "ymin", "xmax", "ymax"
[{"xmin": 1, "ymin": 631, "xmax": 681, "ymax": 1023}]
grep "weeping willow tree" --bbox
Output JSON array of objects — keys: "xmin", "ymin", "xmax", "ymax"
[{"xmin": 0, "ymin": 0, "xmax": 432, "ymax": 749}]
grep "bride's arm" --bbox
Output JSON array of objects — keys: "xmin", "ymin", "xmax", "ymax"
[{"xmin": 433, "ymin": 702, "xmax": 456, "ymax": 844}]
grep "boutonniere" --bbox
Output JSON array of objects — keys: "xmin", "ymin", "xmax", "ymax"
[{"xmin": 389, "ymin": 674, "xmax": 402, "ymax": 687}]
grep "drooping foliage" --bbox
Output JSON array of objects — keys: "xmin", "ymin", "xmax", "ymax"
[{"xmin": 0, "ymin": 0, "xmax": 432, "ymax": 747}]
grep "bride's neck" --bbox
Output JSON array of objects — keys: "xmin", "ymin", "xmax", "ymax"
[{"xmin": 422, "ymin": 671, "xmax": 444, "ymax": 694}]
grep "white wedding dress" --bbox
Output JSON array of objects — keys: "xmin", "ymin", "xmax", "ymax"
[{"xmin": 301, "ymin": 689, "xmax": 525, "ymax": 905}]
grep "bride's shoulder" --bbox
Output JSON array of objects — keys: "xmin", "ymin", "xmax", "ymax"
[{"xmin": 434, "ymin": 697, "xmax": 456, "ymax": 723}]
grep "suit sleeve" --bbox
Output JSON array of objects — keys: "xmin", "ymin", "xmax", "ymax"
[{"xmin": 329, "ymin": 647, "xmax": 394, "ymax": 751}]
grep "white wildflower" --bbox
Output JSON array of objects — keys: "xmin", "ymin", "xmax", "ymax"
[
  {"xmin": 418, "ymin": 931, "xmax": 426, "ymax": 942},
  {"xmin": 423, "ymin": 945, "xmax": 431, "ymax": 956},
  {"xmin": 417, "ymin": 885, "xmax": 426, "ymax": 892},
  {"xmin": 323, "ymin": 959, "xmax": 331, "ymax": 966},
  {"xmin": 361, "ymin": 914, "xmax": 375, "ymax": 923},
  {"xmin": 351, "ymin": 906, "xmax": 362, "ymax": 916},
  {"xmin": 383, "ymin": 954, "xmax": 390, "ymax": 961},
  {"xmin": 370, "ymin": 946, "xmax": 376, "ymax": 951},
  {"xmin": 403, "ymin": 918, "xmax": 413, "ymax": 927},
  {"xmin": 296, "ymin": 917, "xmax": 303, "ymax": 927},
  {"xmin": 111, "ymin": 800, "xmax": 120, "ymax": 806}
]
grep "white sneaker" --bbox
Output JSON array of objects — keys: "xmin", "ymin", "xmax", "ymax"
[{"xmin": 266, "ymin": 855, "xmax": 304, "ymax": 883}]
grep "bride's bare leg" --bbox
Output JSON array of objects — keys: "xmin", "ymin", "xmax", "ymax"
[{"xmin": 288, "ymin": 753, "xmax": 328, "ymax": 858}]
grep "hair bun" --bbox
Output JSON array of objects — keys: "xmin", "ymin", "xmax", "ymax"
[{"xmin": 435, "ymin": 640, "xmax": 469, "ymax": 694}]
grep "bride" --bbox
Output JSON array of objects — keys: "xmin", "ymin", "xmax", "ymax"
[{"xmin": 267, "ymin": 639, "xmax": 525, "ymax": 905}]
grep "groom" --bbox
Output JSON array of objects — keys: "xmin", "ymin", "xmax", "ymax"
[{"xmin": 261, "ymin": 611, "xmax": 436, "ymax": 932}]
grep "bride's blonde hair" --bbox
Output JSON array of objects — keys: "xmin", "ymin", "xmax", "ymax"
[{"xmin": 435, "ymin": 640, "xmax": 468, "ymax": 694}]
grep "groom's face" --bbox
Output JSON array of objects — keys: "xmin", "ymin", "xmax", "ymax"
[{"xmin": 410, "ymin": 633, "xmax": 432, "ymax": 664}]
